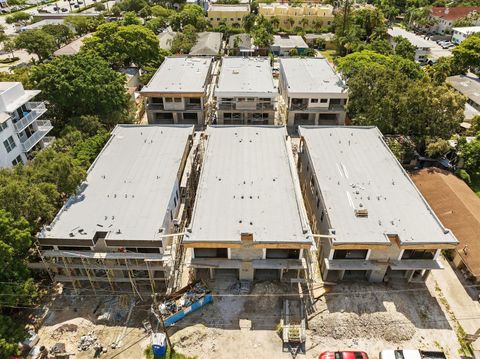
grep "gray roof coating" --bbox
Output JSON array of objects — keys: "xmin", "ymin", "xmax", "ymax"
[
  {"xmin": 387, "ymin": 27, "xmax": 434, "ymax": 48},
  {"xmin": 41, "ymin": 125, "xmax": 193, "ymax": 242},
  {"xmin": 299, "ymin": 126, "xmax": 458, "ymax": 246},
  {"xmin": 280, "ymin": 58, "xmax": 347, "ymax": 95},
  {"xmin": 215, "ymin": 57, "xmax": 276, "ymax": 97},
  {"xmin": 141, "ymin": 57, "xmax": 213, "ymax": 94},
  {"xmin": 272, "ymin": 35, "xmax": 308, "ymax": 49},
  {"xmin": 158, "ymin": 31, "xmax": 177, "ymax": 51},
  {"xmin": 185, "ymin": 126, "xmax": 311, "ymax": 244},
  {"xmin": 447, "ymin": 74, "xmax": 480, "ymax": 105},
  {"xmin": 227, "ymin": 33, "xmax": 253, "ymax": 50},
  {"xmin": 189, "ymin": 32, "xmax": 223, "ymax": 56}
]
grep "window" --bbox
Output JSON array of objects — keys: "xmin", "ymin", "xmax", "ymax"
[
  {"xmin": 11, "ymin": 155, "xmax": 22, "ymax": 166},
  {"xmin": 311, "ymin": 99, "xmax": 319, "ymax": 103},
  {"xmin": 0, "ymin": 121, "xmax": 8, "ymax": 132},
  {"xmin": 174, "ymin": 98, "xmax": 182, "ymax": 102},
  {"xmin": 402, "ymin": 250, "xmax": 435, "ymax": 260},
  {"xmin": 333, "ymin": 249, "xmax": 368, "ymax": 260},
  {"xmin": 320, "ymin": 99, "xmax": 328, "ymax": 103},
  {"xmin": 194, "ymin": 248, "xmax": 228, "ymax": 258},
  {"xmin": 266, "ymin": 249, "xmax": 300, "ymax": 259},
  {"xmin": 164, "ymin": 97, "xmax": 173, "ymax": 102},
  {"xmin": 3, "ymin": 136, "xmax": 16, "ymax": 153}
]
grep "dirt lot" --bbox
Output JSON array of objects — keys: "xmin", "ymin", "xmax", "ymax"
[{"xmin": 33, "ymin": 276, "xmax": 464, "ymax": 359}]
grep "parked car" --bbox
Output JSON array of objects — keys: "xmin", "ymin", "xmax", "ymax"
[
  {"xmin": 61, "ymin": 7, "xmax": 68, "ymax": 11},
  {"xmin": 320, "ymin": 351, "xmax": 369, "ymax": 359},
  {"xmin": 380, "ymin": 350, "xmax": 446, "ymax": 359}
]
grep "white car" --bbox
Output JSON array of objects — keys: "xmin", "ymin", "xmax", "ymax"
[{"xmin": 379, "ymin": 350, "xmax": 446, "ymax": 359}]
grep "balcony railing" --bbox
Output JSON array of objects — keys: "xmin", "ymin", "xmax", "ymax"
[
  {"xmin": 20, "ymin": 120, "xmax": 53, "ymax": 153},
  {"xmin": 13, "ymin": 102, "xmax": 47, "ymax": 133},
  {"xmin": 218, "ymin": 102, "xmax": 275, "ymax": 111}
]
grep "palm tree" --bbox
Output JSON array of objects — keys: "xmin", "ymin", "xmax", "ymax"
[
  {"xmin": 312, "ymin": 19, "xmax": 323, "ymax": 32},
  {"xmin": 300, "ymin": 17, "xmax": 309, "ymax": 29},
  {"xmin": 287, "ymin": 17, "xmax": 295, "ymax": 29},
  {"xmin": 270, "ymin": 16, "xmax": 280, "ymax": 29}
]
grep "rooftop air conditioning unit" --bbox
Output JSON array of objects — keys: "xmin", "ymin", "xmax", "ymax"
[{"xmin": 354, "ymin": 208, "xmax": 369, "ymax": 217}]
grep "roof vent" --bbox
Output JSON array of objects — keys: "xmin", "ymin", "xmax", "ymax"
[{"xmin": 355, "ymin": 208, "xmax": 369, "ymax": 217}]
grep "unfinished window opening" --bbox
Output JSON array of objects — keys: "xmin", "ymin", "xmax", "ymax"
[
  {"xmin": 57, "ymin": 246, "xmax": 91, "ymax": 251},
  {"xmin": 333, "ymin": 249, "xmax": 368, "ymax": 260},
  {"xmin": 189, "ymin": 98, "xmax": 201, "ymax": 104},
  {"xmin": 194, "ymin": 248, "xmax": 228, "ymax": 258},
  {"xmin": 151, "ymin": 97, "xmax": 163, "ymax": 104},
  {"xmin": 137, "ymin": 247, "xmax": 161, "ymax": 253},
  {"xmin": 266, "ymin": 249, "xmax": 300, "ymax": 259},
  {"xmin": 402, "ymin": 249, "xmax": 435, "ymax": 260}
]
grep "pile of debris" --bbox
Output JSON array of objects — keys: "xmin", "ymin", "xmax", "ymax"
[
  {"xmin": 228, "ymin": 281, "xmax": 252, "ymax": 295},
  {"xmin": 159, "ymin": 282, "xmax": 208, "ymax": 317},
  {"xmin": 78, "ymin": 332, "xmax": 98, "ymax": 351}
]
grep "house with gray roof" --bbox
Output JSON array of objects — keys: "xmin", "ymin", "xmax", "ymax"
[{"xmin": 189, "ymin": 32, "xmax": 223, "ymax": 56}]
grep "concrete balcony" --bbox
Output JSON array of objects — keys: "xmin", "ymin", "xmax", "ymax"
[
  {"xmin": 289, "ymin": 103, "xmax": 346, "ymax": 112},
  {"xmin": 20, "ymin": 120, "xmax": 53, "ymax": 153},
  {"xmin": 218, "ymin": 102, "xmax": 275, "ymax": 111},
  {"xmin": 13, "ymin": 102, "xmax": 47, "ymax": 133},
  {"xmin": 147, "ymin": 103, "xmax": 165, "ymax": 111}
]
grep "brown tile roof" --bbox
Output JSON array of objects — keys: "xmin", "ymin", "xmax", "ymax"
[
  {"xmin": 410, "ymin": 168, "xmax": 480, "ymax": 278},
  {"xmin": 431, "ymin": 6, "xmax": 480, "ymax": 21}
]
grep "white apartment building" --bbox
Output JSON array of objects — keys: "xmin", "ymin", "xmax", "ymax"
[
  {"xmin": 298, "ymin": 127, "xmax": 458, "ymax": 283},
  {"xmin": 184, "ymin": 126, "xmax": 312, "ymax": 282},
  {"xmin": 141, "ymin": 57, "xmax": 214, "ymax": 126},
  {"xmin": 387, "ymin": 27, "xmax": 434, "ymax": 62},
  {"xmin": 279, "ymin": 58, "xmax": 348, "ymax": 127},
  {"xmin": 0, "ymin": 82, "xmax": 53, "ymax": 168},
  {"xmin": 32, "ymin": 125, "xmax": 194, "ymax": 294},
  {"xmin": 214, "ymin": 57, "xmax": 277, "ymax": 125},
  {"xmin": 452, "ymin": 26, "xmax": 480, "ymax": 44}
]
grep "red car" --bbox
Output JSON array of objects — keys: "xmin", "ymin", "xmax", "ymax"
[{"xmin": 319, "ymin": 351, "xmax": 369, "ymax": 359}]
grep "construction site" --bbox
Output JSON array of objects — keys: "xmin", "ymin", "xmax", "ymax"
[{"xmin": 24, "ymin": 125, "xmax": 480, "ymax": 359}]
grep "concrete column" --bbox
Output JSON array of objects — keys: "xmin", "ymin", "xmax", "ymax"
[
  {"xmin": 280, "ymin": 269, "xmax": 284, "ymax": 281},
  {"xmin": 434, "ymin": 249, "xmax": 441, "ymax": 260},
  {"xmin": 209, "ymin": 268, "xmax": 214, "ymax": 279},
  {"xmin": 366, "ymin": 249, "xmax": 371, "ymax": 260}
]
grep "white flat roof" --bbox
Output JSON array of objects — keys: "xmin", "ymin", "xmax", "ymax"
[
  {"xmin": 141, "ymin": 57, "xmax": 212, "ymax": 94},
  {"xmin": 186, "ymin": 126, "xmax": 311, "ymax": 244},
  {"xmin": 273, "ymin": 35, "xmax": 308, "ymax": 49},
  {"xmin": 42, "ymin": 125, "xmax": 193, "ymax": 241},
  {"xmin": 215, "ymin": 57, "xmax": 276, "ymax": 97},
  {"xmin": 299, "ymin": 126, "xmax": 458, "ymax": 246},
  {"xmin": 208, "ymin": 4, "xmax": 249, "ymax": 11},
  {"xmin": 453, "ymin": 26, "xmax": 480, "ymax": 34},
  {"xmin": 280, "ymin": 58, "xmax": 347, "ymax": 95},
  {"xmin": 387, "ymin": 27, "xmax": 434, "ymax": 48}
]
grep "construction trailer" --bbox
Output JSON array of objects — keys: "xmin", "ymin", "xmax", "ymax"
[
  {"xmin": 30, "ymin": 125, "xmax": 196, "ymax": 296},
  {"xmin": 297, "ymin": 126, "xmax": 458, "ymax": 283},
  {"xmin": 184, "ymin": 126, "xmax": 313, "ymax": 282}
]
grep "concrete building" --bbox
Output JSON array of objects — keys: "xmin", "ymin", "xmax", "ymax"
[
  {"xmin": 207, "ymin": 4, "xmax": 250, "ymax": 27},
  {"xmin": 141, "ymin": 57, "xmax": 214, "ymax": 126},
  {"xmin": 447, "ymin": 74, "xmax": 480, "ymax": 122},
  {"xmin": 189, "ymin": 32, "xmax": 223, "ymax": 56},
  {"xmin": 258, "ymin": 3, "xmax": 334, "ymax": 31},
  {"xmin": 430, "ymin": 6, "xmax": 480, "ymax": 34},
  {"xmin": 452, "ymin": 26, "xmax": 480, "ymax": 44},
  {"xmin": 33, "ymin": 125, "xmax": 194, "ymax": 293},
  {"xmin": 298, "ymin": 126, "xmax": 458, "ymax": 283},
  {"xmin": 0, "ymin": 82, "xmax": 53, "ymax": 168},
  {"xmin": 279, "ymin": 58, "xmax": 347, "ymax": 127},
  {"xmin": 271, "ymin": 35, "xmax": 308, "ymax": 56},
  {"xmin": 387, "ymin": 27, "xmax": 434, "ymax": 62},
  {"xmin": 214, "ymin": 57, "xmax": 277, "ymax": 125},
  {"xmin": 184, "ymin": 126, "xmax": 312, "ymax": 281}
]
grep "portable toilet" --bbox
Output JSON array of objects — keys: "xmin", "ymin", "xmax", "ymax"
[{"xmin": 152, "ymin": 333, "xmax": 167, "ymax": 357}]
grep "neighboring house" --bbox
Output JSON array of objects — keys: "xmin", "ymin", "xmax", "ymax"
[
  {"xmin": 303, "ymin": 33, "xmax": 335, "ymax": 50},
  {"xmin": 279, "ymin": 57, "xmax": 348, "ymax": 127},
  {"xmin": 430, "ymin": 6, "xmax": 480, "ymax": 34},
  {"xmin": 119, "ymin": 67, "xmax": 140, "ymax": 102},
  {"xmin": 53, "ymin": 33, "xmax": 92, "ymax": 56},
  {"xmin": 271, "ymin": 35, "xmax": 308, "ymax": 56},
  {"xmin": 0, "ymin": 82, "xmax": 53, "ymax": 168},
  {"xmin": 387, "ymin": 27, "xmax": 434, "ymax": 62},
  {"xmin": 141, "ymin": 57, "xmax": 214, "ymax": 126},
  {"xmin": 226, "ymin": 33, "xmax": 256, "ymax": 56},
  {"xmin": 184, "ymin": 126, "xmax": 312, "ymax": 281},
  {"xmin": 411, "ymin": 168, "xmax": 480, "ymax": 283},
  {"xmin": 207, "ymin": 4, "xmax": 250, "ymax": 28},
  {"xmin": 446, "ymin": 74, "xmax": 480, "ymax": 122},
  {"xmin": 31, "ymin": 125, "xmax": 194, "ymax": 294},
  {"xmin": 259, "ymin": 3, "xmax": 334, "ymax": 31},
  {"xmin": 189, "ymin": 32, "xmax": 223, "ymax": 56},
  {"xmin": 158, "ymin": 31, "xmax": 177, "ymax": 51},
  {"xmin": 298, "ymin": 127, "xmax": 458, "ymax": 283},
  {"xmin": 214, "ymin": 57, "xmax": 277, "ymax": 125},
  {"xmin": 452, "ymin": 26, "xmax": 480, "ymax": 44}
]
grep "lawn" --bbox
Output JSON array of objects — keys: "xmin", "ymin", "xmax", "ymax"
[{"xmin": 319, "ymin": 49, "xmax": 339, "ymax": 64}]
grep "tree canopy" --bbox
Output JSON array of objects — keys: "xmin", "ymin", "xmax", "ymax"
[{"xmin": 15, "ymin": 29, "xmax": 56, "ymax": 63}]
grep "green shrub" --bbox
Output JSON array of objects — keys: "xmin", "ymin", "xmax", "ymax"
[{"xmin": 456, "ymin": 169, "xmax": 471, "ymax": 184}]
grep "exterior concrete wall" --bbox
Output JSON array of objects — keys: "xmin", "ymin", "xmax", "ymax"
[{"xmin": 230, "ymin": 247, "xmax": 263, "ymax": 260}]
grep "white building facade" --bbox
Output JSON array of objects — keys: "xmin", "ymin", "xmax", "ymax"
[
  {"xmin": 0, "ymin": 82, "xmax": 53, "ymax": 168},
  {"xmin": 452, "ymin": 26, "xmax": 480, "ymax": 44},
  {"xmin": 215, "ymin": 57, "xmax": 277, "ymax": 125},
  {"xmin": 279, "ymin": 58, "xmax": 348, "ymax": 127}
]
